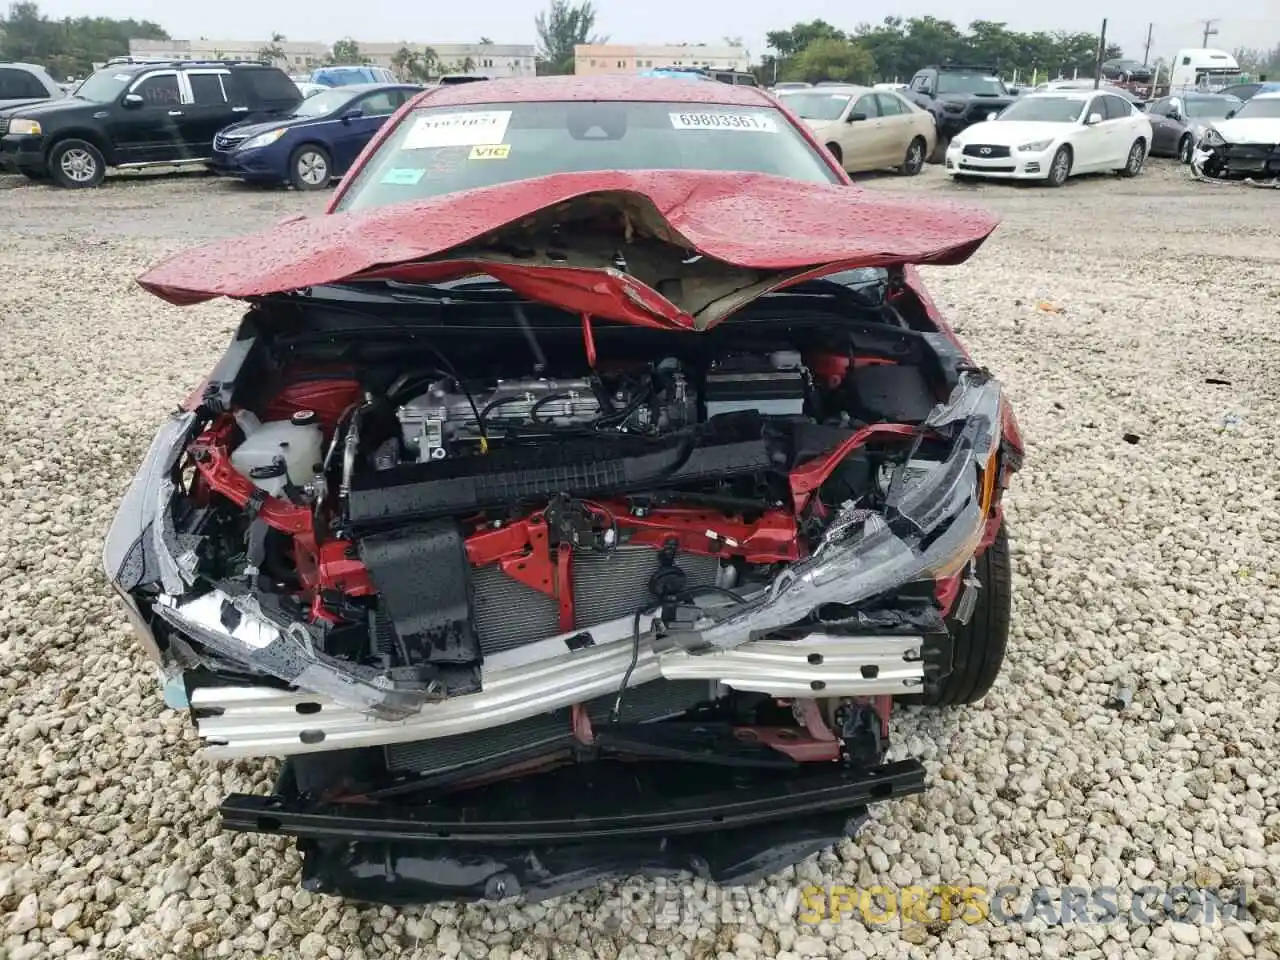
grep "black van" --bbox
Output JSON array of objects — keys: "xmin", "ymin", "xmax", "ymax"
[{"xmin": 0, "ymin": 60, "xmax": 301, "ymax": 188}]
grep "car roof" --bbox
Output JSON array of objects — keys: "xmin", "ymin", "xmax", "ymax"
[
  {"xmin": 778, "ymin": 84, "xmax": 870, "ymax": 94},
  {"xmin": 1024, "ymin": 90, "xmax": 1091, "ymax": 100},
  {"xmin": 410, "ymin": 75, "xmax": 774, "ymax": 109},
  {"xmin": 323, "ymin": 83, "xmax": 415, "ymax": 94}
]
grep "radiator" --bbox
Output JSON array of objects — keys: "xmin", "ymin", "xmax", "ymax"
[{"xmin": 472, "ymin": 545, "xmax": 721, "ymax": 655}]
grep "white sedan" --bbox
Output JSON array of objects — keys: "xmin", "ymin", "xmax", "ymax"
[{"xmin": 945, "ymin": 90, "xmax": 1152, "ymax": 186}]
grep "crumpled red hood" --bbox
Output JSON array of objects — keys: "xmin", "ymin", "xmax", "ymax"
[{"xmin": 138, "ymin": 170, "xmax": 999, "ymax": 329}]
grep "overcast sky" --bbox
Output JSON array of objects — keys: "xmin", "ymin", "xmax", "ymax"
[{"xmin": 36, "ymin": 0, "xmax": 1279, "ymax": 64}]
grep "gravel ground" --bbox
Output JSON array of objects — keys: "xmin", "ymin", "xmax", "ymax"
[{"xmin": 1, "ymin": 161, "xmax": 1278, "ymax": 960}]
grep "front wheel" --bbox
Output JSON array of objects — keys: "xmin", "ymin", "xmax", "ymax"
[
  {"xmin": 289, "ymin": 145, "xmax": 331, "ymax": 191},
  {"xmin": 1119, "ymin": 138, "xmax": 1146, "ymax": 177},
  {"xmin": 918, "ymin": 524, "xmax": 1012, "ymax": 706},
  {"xmin": 1045, "ymin": 145, "xmax": 1072, "ymax": 187},
  {"xmin": 48, "ymin": 139, "xmax": 106, "ymax": 189},
  {"xmin": 899, "ymin": 136, "xmax": 927, "ymax": 175},
  {"xmin": 1177, "ymin": 134, "xmax": 1193, "ymax": 165}
]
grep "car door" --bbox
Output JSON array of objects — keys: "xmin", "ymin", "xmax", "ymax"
[
  {"xmin": 328, "ymin": 89, "xmax": 402, "ymax": 173},
  {"xmin": 1144, "ymin": 98, "xmax": 1179, "ymax": 154},
  {"xmin": 176, "ymin": 70, "xmax": 233, "ymax": 159},
  {"xmin": 838, "ymin": 93, "xmax": 889, "ymax": 171},
  {"xmin": 1068, "ymin": 96, "xmax": 1112, "ymax": 171},
  {"xmin": 1103, "ymin": 95, "xmax": 1138, "ymax": 164},
  {"xmin": 108, "ymin": 71, "xmax": 184, "ymax": 165},
  {"xmin": 874, "ymin": 92, "xmax": 917, "ymax": 162}
]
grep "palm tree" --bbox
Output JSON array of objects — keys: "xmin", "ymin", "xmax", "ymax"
[
  {"xmin": 454, "ymin": 56, "xmax": 477, "ymax": 74},
  {"xmin": 390, "ymin": 45, "xmax": 416, "ymax": 80}
]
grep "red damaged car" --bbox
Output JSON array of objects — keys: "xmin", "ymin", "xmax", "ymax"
[{"xmin": 105, "ymin": 77, "xmax": 1022, "ymax": 903}]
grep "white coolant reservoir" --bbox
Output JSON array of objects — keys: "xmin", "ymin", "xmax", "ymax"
[{"xmin": 230, "ymin": 410, "xmax": 324, "ymax": 498}]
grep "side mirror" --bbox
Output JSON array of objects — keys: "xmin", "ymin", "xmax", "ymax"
[
  {"xmin": 849, "ymin": 111, "xmax": 868, "ymax": 122},
  {"xmin": 341, "ymin": 107, "xmax": 363, "ymax": 121},
  {"xmin": 122, "ymin": 93, "xmax": 144, "ymax": 108},
  {"xmin": 1086, "ymin": 112, "xmax": 1103, "ymax": 125},
  {"xmin": 1007, "ymin": 86, "xmax": 1020, "ymax": 96},
  {"xmin": 1225, "ymin": 109, "xmax": 1236, "ymax": 119}
]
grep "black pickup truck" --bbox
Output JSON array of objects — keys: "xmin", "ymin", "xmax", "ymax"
[{"xmin": 904, "ymin": 64, "xmax": 1017, "ymax": 153}]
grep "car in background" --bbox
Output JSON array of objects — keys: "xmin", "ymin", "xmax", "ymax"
[
  {"xmin": 1192, "ymin": 91, "xmax": 1280, "ymax": 180},
  {"xmin": 1145, "ymin": 92, "xmax": 1242, "ymax": 162},
  {"xmin": 0, "ymin": 62, "xmax": 64, "ymax": 111},
  {"xmin": 294, "ymin": 81, "xmax": 328, "ymax": 99},
  {"xmin": 310, "ymin": 65, "xmax": 398, "ymax": 87},
  {"xmin": 1034, "ymin": 79, "xmax": 1143, "ymax": 104},
  {"xmin": 945, "ymin": 89, "xmax": 1151, "ymax": 186},
  {"xmin": 112, "ymin": 74, "xmax": 1021, "ymax": 907},
  {"xmin": 211, "ymin": 82, "xmax": 420, "ymax": 189},
  {"xmin": 776, "ymin": 84, "xmax": 936, "ymax": 175},
  {"xmin": 771, "ymin": 81, "xmax": 811, "ymax": 91},
  {"xmin": 905, "ymin": 64, "xmax": 1018, "ymax": 149},
  {"xmin": 1217, "ymin": 81, "xmax": 1280, "ymax": 102},
  {"xmin": 0, "ymin": 59, "xmax": 301, "ymax": 187}
]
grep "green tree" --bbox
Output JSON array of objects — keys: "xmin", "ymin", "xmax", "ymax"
[
  {"xmin": 479, "ymin": 36, "xmax": 493, "ymax": 45},
  {"xmin": 258, "ymin": 31, "xmax": 286, "ymax": 66},
  {"xmin": 390, "ymin": 45, "xmax": 416, "ymax": 79},
  {"xmin": 766, "ymin": 20, "xmax": 846, "ymax": 59},
  {"xmin": 0, "ymin": 1, "xmax": 168, "ymax": 78},
  {"xmin": 534, "ymin": 0, "xmax": 604, "ymax": 75},
  {"xmin": 329, "ymin": 37, "xmax": 363, "ymax": 64},
  {"xmin": 781, "ymin": 38, "xmax": 875, "ymax": 84},
  {"xmin": 451, "ymin": 56, "xmax": 477, "ymax": 74}
]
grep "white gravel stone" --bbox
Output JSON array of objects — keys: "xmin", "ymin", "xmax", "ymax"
[{"xmin": 1, "ymin": 162, "xmax": 1278, "ymax": 960}]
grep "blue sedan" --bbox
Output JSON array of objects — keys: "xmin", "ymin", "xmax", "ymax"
[{"xmin": 210, "ymin": 83, "xmax": 420, "ymax": 190}]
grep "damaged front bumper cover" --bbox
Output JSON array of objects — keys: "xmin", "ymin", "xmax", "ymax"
[
  {"xmin": 221, "ymin": 757, "xmax": 926, "ymax": 903},
  {"xmin": 1191, "ymin": 144, "xmax": 1280, "ymax": 188},
  {"xmin": 106, "ymin": 372, "xmax": 1002, "ymax": 736}
]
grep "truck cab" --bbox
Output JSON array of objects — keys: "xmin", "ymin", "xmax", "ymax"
[{"xmin": 1169, "ymin": 49, "xmax": 1246, "ymax": 92}]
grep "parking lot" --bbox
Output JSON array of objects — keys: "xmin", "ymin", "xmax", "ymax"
[{"xmin": 1, "ymin": 160, "xmax": 1278, "ymax": 959}]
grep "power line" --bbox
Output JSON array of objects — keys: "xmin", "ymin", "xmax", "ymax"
[{"xmin": 1200, "ymin": 19, "xmax": 1219, "ymax": 48}]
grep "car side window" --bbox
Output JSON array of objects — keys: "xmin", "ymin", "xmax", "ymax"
[
  {"xmin": 0, "ymin": 67, "xmax": 49, "ymax": 99},
  {"xmin": 1103, "ymin": 95, "xmax": 1131, "ymax": 120},
  {"xmin": 134, "ymin": 73, "xmax": 181, "ymax": 107},
  {"xmin": 851, "ymin": 94, "xmax": 880, "ymax": 119},
  {"xmin": 187, "ymin": 73, "xmax": 227, "ymax": 106},
  {"xmin": 357, "ymin": 91, "xmax": 398, "ymax": 116},
  {"xmin": 875, "ymin": 93, "xmax": 904, "ymax": 116},
  {"xmin": 1147, "ymin": 99, "xmax": 1170, "ymax": 117},
  {"xmin": 910, "ymin": 74, "xmax": 930, "ymax": 92},
  {"xmin": 1084, "ymin": 97, "xmax": 1106, "ymax": 121}
]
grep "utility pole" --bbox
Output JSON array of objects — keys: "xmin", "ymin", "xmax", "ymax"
[
  {"xmin": 1095, "ymin": 18, "xmax": 1107, "ymax": 89},
  {"xmin": 1201, "ymin": 19, "xmax": 1219, "ymax": 48},
  {"xmin": 1142, "ymin": 24, "xmax": 1154, "ymax": 65}
]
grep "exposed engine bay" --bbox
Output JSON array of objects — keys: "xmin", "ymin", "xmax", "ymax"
[{"xmin": 105, "ymin": 265, "xmax": 1016, "ymax": 907}]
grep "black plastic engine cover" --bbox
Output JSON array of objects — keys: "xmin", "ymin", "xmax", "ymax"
[
  {"xmin": 347, "ymin": 414, "xmax": 785, "ymax": 527},
  {"xmin": 356, "ymin": 520, "xmax": 482, "ymax": 673}
]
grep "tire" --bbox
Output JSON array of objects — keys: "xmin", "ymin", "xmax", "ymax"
[
  {"xmin": 919, "ymin": 524, "xmax": 1012, "ymax": 707},
  {"xmin": 47, "ymin": 138, "xmax": 105, "ymax": 189},
  {"xmin": 899, "ymin": 136, "xmax": 927, "ymax": 175},
  {"xmin": 1045, "ymin": 145, "xmax": 1072, "ymax": 187},
  {"xmin": 1177, "ymin": 134, "xmax": 1193, "ymax": 165},
  {"xmin": 825, "ymin": 142, "xmax": 844, "ymax": 169},
  {"xmin": 927, "ymin": 134, "xmax": 949, "ymax": 165},
  {"xmin": 1119, "ymin": 138, "xmax": 1146, "ymax": 177},
  {"xmin": 289, "ymin": 144, "xmax": 331, "ymax": 190}
]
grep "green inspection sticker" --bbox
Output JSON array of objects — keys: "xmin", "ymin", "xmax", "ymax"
[{"xmin": 381, "ymin": 168, "xmax": 426, "ymax": 185}]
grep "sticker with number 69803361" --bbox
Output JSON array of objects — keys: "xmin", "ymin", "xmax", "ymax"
[{"xmin": 668, "ymin": 112, "xmax": 779, "ymax": 132}]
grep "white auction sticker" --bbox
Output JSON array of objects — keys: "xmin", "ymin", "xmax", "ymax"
[
  {"xmin": 402, "ymin": 110, "xmax": 512, "ymax": 149},
  {"xmin": 669, "ymin": 112, "xmax": 779, "ymax": 132}
]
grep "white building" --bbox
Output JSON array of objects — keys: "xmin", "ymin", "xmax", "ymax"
[
  {"xmin": 129, "ymin": 38, "xmax": 535, "ymax": 78},
  {"xmin": 574, "ymin": 43, "xmax": 750, "ymax": 76}
]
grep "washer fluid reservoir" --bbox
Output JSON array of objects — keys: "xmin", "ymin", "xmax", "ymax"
[{"xmin": 230, "ymin": 410, "xmax": 324, "ymax": 498}]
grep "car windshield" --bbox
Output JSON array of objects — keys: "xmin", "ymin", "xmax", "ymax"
[
  {"xmin": 995, "ymin": 96, "xmax": 1085, "ymax": 123},
  {"xmin": 292, "ymin": 89, "xmax": 356, "ymax": 117},
  {"xmin": 1233, "ymin": 97, "xmax": 1280, "ymax": 119},
  {"xmin": 1184, "ymin": 97, "xmax": 1240, "ymax": 118},
  {"xmin": 936, "ymin": 73, "xmax": 1007, "ymax": 96},
  {"xmin": 336, "ymin": 99, "xmax": 841, "ymax": 212},
  {"xmin": 778, "ymin": 92, "xmax": 851, "ymax": 120},
  {"xmin": 73, "ymin": 69, "xmax": 132, "ymax": 103}
]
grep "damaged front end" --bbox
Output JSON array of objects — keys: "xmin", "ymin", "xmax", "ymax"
[{"xmin": 106, "ymin": 173, "xmax": 1020, "ymax": 902}]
